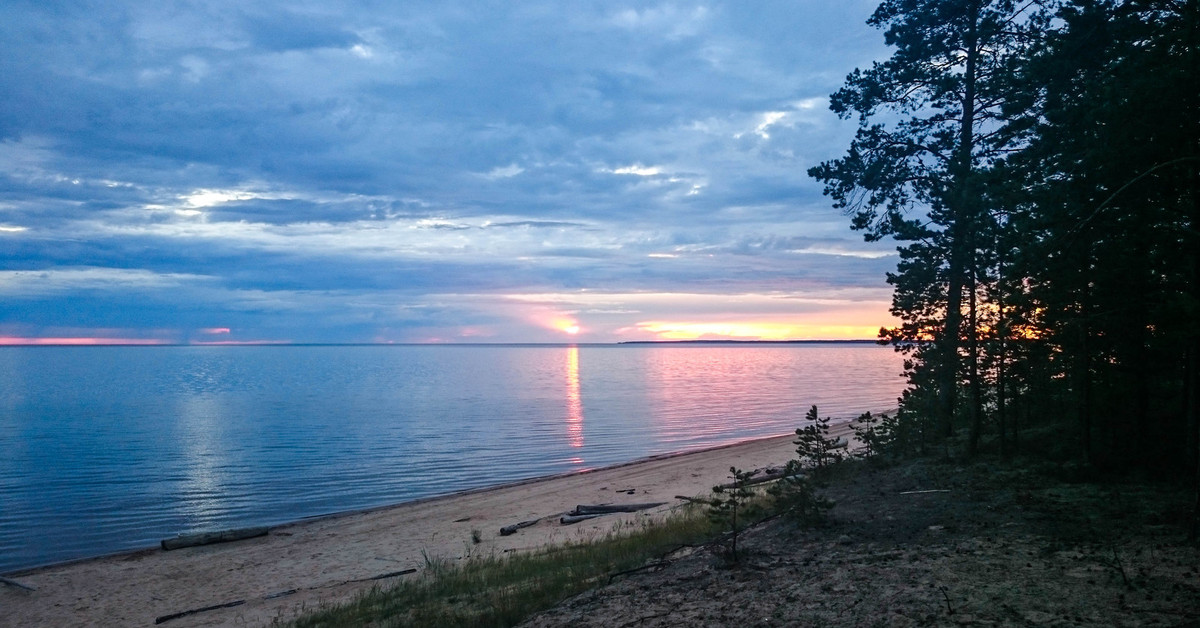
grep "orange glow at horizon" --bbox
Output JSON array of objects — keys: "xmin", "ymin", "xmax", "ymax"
[
  {"xmin": 633, "ymin": 321, "xmax": 884, "ymax": 341},
  {"xmin": 547, "ymin": 316, "xmax": 581, "ymax": 336}
]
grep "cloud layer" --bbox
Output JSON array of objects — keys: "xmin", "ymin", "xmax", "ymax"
[{"xmin": 0, "ymin": 1, "xmax": 895, "ymax": 343}]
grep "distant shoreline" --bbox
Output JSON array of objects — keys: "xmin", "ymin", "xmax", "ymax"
[{"xmin": 0, "ymin": 339, "xmax": 884, "ymax": 348}]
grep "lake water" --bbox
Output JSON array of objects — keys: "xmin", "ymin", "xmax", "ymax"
[{"xmin": 0, "ymin": 343, "xmax": 903, "ymax": 573}]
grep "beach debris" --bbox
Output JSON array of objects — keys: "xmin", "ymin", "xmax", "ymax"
[
  {"xmin": 558, "ymin": 502, "xmax": 668, "ymax": 525},
  {"xmin": 715, "ymin": 466, "xmax": 794, "ymax": 490},
  {"xmin": 499, "ymin": 519, "xmax": 540, "ymax": 536},
  {"xmin": 674, "ymin": 495, "xmax": 709, "ymax": 505},
  {"xmin": 160, "ymin": 526, "xmax": 270, "ymax": 551},
  {"xmin": 569, "ymin": 503, "xmax": 667, "ymax": 516},
  {"xmin": 453, "ymin": 517, "xmax": 472, "ymax": 522},
  {"xmin": 559, "ymin": 513, "xmax": 604, "ymax": 525},
  {"xmin": 900, "ymin": 489, "xmax": 951, "ymax": 495},
  {"xmin": 154, "ymin": 599, "xmax": 245, "ymax": 624},
  {"xmin": 0, "ymin": 576, "xmax": 36, "ymax": 592},
  {"xmin": 365, "ymin": 568, "xmax": 417, "ymax": 581},
  {"xmin": 154, "ymin": 566, "xmax": 420, "ymax": 625}
]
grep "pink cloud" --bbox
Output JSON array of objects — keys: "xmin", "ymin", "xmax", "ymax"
[{"xmin": 0, "ymin": 337, "xmax": 169, "ymax": 346}]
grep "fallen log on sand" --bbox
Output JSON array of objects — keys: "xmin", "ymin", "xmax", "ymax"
[
  {"xmin": 557, "ymin": 502, "xmax": 669, "ymax": 525},
  {"xmin": 499, "ymin": 519, "xmax": 539, "ymax": 536},
  {"xmin": 0, "ymin": 576, "xmax": 36, "ymax": 592},
  {"xmin": 160, "ymin": 527, "xmax": 269, "ymax": 551},
  {"xmin": 559, "ymin": 513, "xmax": 604, "ymax": 525},
  {"xmin": 569, "ymin": 503, "xmax": 666, "ymax": 516},
  {"xmin": 154, "ymin": 600, "xmax": 245, "ymax": 624},
  {"xmin": 715, "ymin": 467, "xmax": 792, "ymax": 490}
]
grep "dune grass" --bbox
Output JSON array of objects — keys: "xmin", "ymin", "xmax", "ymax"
[{"xmin": 283, "ymin": 504, "xmax": 727, "ymax": 628}]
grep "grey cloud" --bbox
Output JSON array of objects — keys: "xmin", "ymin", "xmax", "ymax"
[{"xmin": 0, "ymin": 0, "xmax": 897, "ymax": 342}]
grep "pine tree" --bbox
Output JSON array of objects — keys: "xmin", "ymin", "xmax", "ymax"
[
  {"xmin": 708, "ymin": 467, "xmax": 758, "ymax": 562},
  {"xmin": 810, "ymin": 0, "xmax": 1053, "ymax": 452},
  {"xmin": 1003, "ymin": 0, "xmax": 1200, "ymax": 471},
  {"xmin": 794, "ymin": 405, "xmax": 845, "ymax": 476}
]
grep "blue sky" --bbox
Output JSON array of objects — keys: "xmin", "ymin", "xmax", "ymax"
[{"xmin": 0, "ymin": 1, "xmax": 896, "ymax": 344}]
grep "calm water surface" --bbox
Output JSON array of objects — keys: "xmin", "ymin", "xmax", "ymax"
[{"xmin": 0, "ymin": 343, "xmax": 903, "ymax": 573}]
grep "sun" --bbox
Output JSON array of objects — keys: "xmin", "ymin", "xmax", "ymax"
[{"xmin": 563, "ymin": 325, "xmax": 580, "ymax": 335}]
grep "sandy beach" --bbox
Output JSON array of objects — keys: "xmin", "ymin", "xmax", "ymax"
[{"xmin": 0, "ymin": 429, "xmax": 842, "ymax": 628}]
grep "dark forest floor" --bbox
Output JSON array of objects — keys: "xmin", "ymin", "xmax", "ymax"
[{"xmin": 521, "ymin": 456, "xmax": 1200, "ymax": 627}]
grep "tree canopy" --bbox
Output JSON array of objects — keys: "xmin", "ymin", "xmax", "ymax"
[{"xmin": 812, "ymin": 0, "xmax": 1200, "ymax": 483}]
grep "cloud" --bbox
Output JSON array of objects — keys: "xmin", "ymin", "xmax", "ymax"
[
  {"xmin": 0, "ymin": 0, "xmax": 895, "ymax": 343},
  {"xmin": 0, "ymin": 267, "xmax": 212, "ymax": 297}
]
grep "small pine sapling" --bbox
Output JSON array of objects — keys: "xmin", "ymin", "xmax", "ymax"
[
  {"xmin": 793, "ymin": 405, "xmax": 844, "ymax": 479},
  {"xmin": 708, "ymin": 466, "xmax": 757, "ymax": 562}
]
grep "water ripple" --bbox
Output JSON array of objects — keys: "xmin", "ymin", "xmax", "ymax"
[{"xmin": 0, "ymin": 344, "xmax": 903, "ymax": 573}]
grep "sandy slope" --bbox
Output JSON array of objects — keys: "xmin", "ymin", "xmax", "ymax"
[
  {"xmin": 0, "ymin": 430, "xmax": 836, "ymax": 627},
  {"xmin": 521, "ymin": 456, "xmax": 1200, "ymax": 627}
]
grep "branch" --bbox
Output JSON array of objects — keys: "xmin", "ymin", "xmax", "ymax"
[{"xmin": 1071, "ymin": 156, "xmax": 1200, "ymax": 234}]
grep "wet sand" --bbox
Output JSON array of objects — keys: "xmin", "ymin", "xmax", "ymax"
[{"xmin": 0, "ymin": 428, "xmax": 850, "ymax": 627}]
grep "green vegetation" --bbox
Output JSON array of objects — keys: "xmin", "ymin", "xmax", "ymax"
[
  {"xmin": 287, "ymin": 407, "xmax": 844, "ymax": 627},
  {"xmin": 793, "ymin": 405, "xmax": 846, "ymax": 478},
  {"xmin": 285, "ymin": 0, "xmax": 1200, "ymax": 623},
  {"xmin": 706, "ymin": 467, "xmax": 762, "ymax": 562},
  {"xmin": 810, "ymin": 0, "xmax": 1200, "ymax": 528},
  {"xmin": 285, "ymin": 505, "xmax": 727, "ymax": 628}
]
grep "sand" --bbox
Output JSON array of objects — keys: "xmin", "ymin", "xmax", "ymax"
[
  {"xmin": 0, "ymin": 430, "xmax": 839, "ymax": 628},
  {"xmin": 520, "ymin": 454, "xmax": 1200, "ymax": 627}
]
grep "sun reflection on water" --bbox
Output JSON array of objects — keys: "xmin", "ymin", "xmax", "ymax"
[
  {"xmin": 176, "ymin": 395, "xmax": 230, "ymax": 529},
  {"xmin": 565, "ymin": 345, "xmax": 584, "ymax": 451}
]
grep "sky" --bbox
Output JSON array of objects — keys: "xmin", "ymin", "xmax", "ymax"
[{"xmin": 0, "ymin": 1, "xmax": 898, "ymax": 345}]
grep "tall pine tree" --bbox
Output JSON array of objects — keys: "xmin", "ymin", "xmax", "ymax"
[{"xmin": 810, "ymin": 0, "xmax": 1052, "ymax": 451}]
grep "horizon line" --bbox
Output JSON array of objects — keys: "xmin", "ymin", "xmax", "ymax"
[{"xmin": 0, "ymin": 339, "xmax": 883, "ymax": 347}]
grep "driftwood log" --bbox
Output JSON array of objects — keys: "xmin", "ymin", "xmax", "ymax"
[
  {"xmin": 715, "ymin": 467, "xmax": 795, "ymax": 490},
  {"xmin": 160, "ymin": 526, "xmax": 269, "ymax": 551},
  {"xmin": 499, "ymin": 519, "xmax": 539, "ymax": 536},
  {"xmin": 0, "ymin": 576, "xmax": 35, "ymax": 592},
  {"xmin": 569, "ymin": 502, "xmax": 666, "ymax": 516},
  {"xmin": 154, "ymin": 600, "xmax": 245, "ymax": 624},
  {"xmin": 366, "ymin": 568, "xmax": 418, "ymax": 581},
  {"xmin": 559, "ymin": 513, "xmax": 604, "ymax": 525}
]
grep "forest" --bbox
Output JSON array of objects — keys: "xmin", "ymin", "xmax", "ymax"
[{"xmin": 809, "ymin": 0, "xmax": 1199, "ymax": 480}]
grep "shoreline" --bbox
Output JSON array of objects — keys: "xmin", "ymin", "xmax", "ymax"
[
  {"xmin": 3, "ymin": 431, "xmax": 800, "ymax": 578},
  {"xmin": 0, "ymin": 426, "xmax": 860, "ymax": 628}
]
